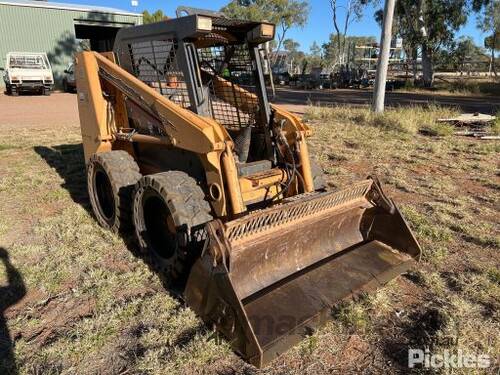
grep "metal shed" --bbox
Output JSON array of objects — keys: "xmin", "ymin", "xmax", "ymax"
[{"xmin": 0, "ymin": 0, "xmax": 142, "ymax": 88}]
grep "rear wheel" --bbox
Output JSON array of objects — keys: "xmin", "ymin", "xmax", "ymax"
[
  {"xmin": 87, "ymin": 151, "xmax": 141, "ymax": 233},
  {"xmin": 133, "ymin": 171, "xmax": 212, "ymax": 285}
]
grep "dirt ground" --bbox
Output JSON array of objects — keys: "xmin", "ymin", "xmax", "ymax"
[
  {"xmin": 0, "ymin": 92, "xmax": 498, "ymax": 374},
  {"xmin": 0, "ymin": 93, "xmax": 79, "ymax": 129}
]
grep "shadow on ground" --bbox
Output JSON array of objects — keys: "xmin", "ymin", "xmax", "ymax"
[
  {"xmin": 0, "ymin": 247, "xmax": 26, "ymax": 375},
  {"xmin": 33, "ymin": 144, "xmax": 208, "ymax": 362},
  {"xmin": 34, "ymin": 144, "xmax": 186, "ymax": 296},
  {"xmin": 34, "ymin": 144, "xmax": 89, "ymax": 210},
  {"xmin": 380, "ymin": 304, "xmax": 449, "ymax": 373}
]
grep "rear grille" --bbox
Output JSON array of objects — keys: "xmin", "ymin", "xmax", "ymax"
[{"xmin": 225, "ymin": 180, "xmax": 373, "ymax": 243}]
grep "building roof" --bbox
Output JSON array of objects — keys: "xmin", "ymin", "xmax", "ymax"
[{"xmin": 0, "ymin": 0, "xmax": 141, "ymax": 17}]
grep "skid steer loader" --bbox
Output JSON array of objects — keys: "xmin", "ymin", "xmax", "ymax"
[{"xmin": 75, "ymin": 9, "xmax": 421, "ymax": 367}]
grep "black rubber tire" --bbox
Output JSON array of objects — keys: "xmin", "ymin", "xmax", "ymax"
[
  {"xmin": 133, "ymin": 171, "xmax": 213, "ymax": 284},
  {"xmin": 87, "ymin": 151, "xmax": 141, "ymax": 233},
  {"xmin": 310, "ymin": 159, "xmax": 327, "ymax": 190},
  {"xmin": 42, "ymin": 87, "xmax": 51, "ymax": 96},
  {"xmin": 5, "ymin": 85, "xmax": 11, "ymax": 95}
]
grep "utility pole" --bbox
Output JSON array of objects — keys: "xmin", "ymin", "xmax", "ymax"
[
  {"xmin": 264, "ymin": 42, "xmax": 276, "ymax": 99},
  {"xmin": 372, "ymin": 0, "xmax": 396, "ymax": 113}
]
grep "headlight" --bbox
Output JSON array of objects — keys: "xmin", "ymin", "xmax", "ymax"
[
  {"xmin": 259, "ymin": 24, "xmax": 275, "ymax": 38},
  {"xmin": 196, "ymin": 16, "xmax": 212, "ymax": 31},
  {"xmin": 11, "ymin": 76, "xmax": 19, "ymax": 81},
  {"xmin": 248, "ymin": 23, "xmax": 276, "ymax": 43},
  {"xmin": 44, "ymin": 76, "xmax": 53, "ymax": 81}
]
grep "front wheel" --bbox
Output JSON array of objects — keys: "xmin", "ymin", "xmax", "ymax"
[{"xmin": 133, "ymin": 171, "xmax": 212, "ymax": 285}]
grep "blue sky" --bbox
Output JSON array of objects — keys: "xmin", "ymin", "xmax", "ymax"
[{"xmin": 59, "ymin": 0, "xmax": 485, "ymax": 52}]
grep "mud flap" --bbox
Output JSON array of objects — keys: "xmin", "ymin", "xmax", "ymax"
[{"xmin": 185, "ymin": 178, "xmax": 421, "ymax": 367}]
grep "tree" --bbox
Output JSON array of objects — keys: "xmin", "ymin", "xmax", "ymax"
[
  {"xmin": 329, "ymin": 0, "xmax": 374, "ymax": 67},
  {"xmin": 142, "ymin": 10, "xmax": 168, "ymax": 24},
  {"xmin": 474, "ymin": 0, "xmax": 500, "ymax": 76},
  {"xmin": 377, "ymin": 0, "xmax": 468, "ymax": 87},
  {"xmin": 310, "ymin": 42, "xmax": 322, "ymax": 57},
  {"xmin": 222, "ymin": 0, "xmax": 310, "ymax": 58},
  {"xmin": 283, "ymin": 39, "xmax": 300, "ymax": 53},
  {"xmin": 322, "ymin": 35, "xmax": 376, "ymax": 68},
  {"xmin": 454, "ymin": 37, "xmax": 488, "ymax": 71},
  {"xmin": 282, "ymin": 39, "xmax": 308, "ymax": 73},
  {"xmin": 434, "ymin": 37, "xmax": 487, "ymax": 71}
]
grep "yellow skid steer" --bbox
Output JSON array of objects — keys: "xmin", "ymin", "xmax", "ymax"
[{"xmin": 75, "ymin": 9, "xmax": 421, "ymax": 367}]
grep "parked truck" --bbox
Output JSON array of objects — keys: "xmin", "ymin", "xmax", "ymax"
[{"xmin": 2, "ymin": 52, "xmax": 54, "ymax": 96}]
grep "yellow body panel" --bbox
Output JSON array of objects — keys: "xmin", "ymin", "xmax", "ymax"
[
  {"xmin": 76, "ymin": 51, "xmax": 313, "ymax": 218},
  {"xmin": 75, "ymin": 53, "xmax": 113, "ymax": 161}
]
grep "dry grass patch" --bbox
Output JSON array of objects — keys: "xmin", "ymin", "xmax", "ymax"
[
  {"xmin": 0, "ymin": 106, "xmax": 498, "ymax": 374},
  {"xmin": 395, "ymin": 78, "xmax": 500, "ymax": 98},
  {"xmin": 304, "ymin": 103, "xmax": 457, "ymax": 135}
]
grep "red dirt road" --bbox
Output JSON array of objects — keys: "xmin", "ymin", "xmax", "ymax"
[
  {"xmin": 0, "ymin": 92, "xmax": 79, "ymax": 128},
  {"xmin": 272, "ymin": 87, "xmax": 500, "ymax": 115}
]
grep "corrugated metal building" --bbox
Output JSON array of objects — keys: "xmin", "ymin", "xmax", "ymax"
[{"xmin": 0, "ymin": 0, "xmax": 142, "ymax": 87}]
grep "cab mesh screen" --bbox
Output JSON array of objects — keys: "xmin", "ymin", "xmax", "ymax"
[
  {"xmin": 197, "ymin": 44, "xmax": 260, "ymax": 130},
  {"xmin": 128, "ymin": 40, "xmax": 191, "ymax": 109}
]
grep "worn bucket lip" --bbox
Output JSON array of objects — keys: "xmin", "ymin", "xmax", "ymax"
[
  {"xmin": 239, "ymin": 239, "xmax": 411, "ymax": 306},
  {"xmin": 242, "ymin": 245, "xmax": 417, "ymax": 365}
]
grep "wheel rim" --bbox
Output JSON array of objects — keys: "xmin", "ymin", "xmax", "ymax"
[
  {"xmin": 142, "ymin": 191, "xmax": 177, "ymax": 259},
  {"xmin": 94, "ymin": 167, "xmax": 115, "ymax": 222}
]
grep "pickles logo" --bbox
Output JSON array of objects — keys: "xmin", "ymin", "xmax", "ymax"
[{"xmin": 408, "ymin": 348, "xmax": 491, "ymax": 369}]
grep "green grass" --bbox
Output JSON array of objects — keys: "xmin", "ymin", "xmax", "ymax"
[
  {"xmin": 492, "ymin": 113, "xmax": 500, "ymax": 135},
  {"xmin": 445, "ymin": 79, "xmax": 500, "ymax": 96},
  {"xmin": 0, "ymin": 143, "xmax": 17, "ymax": 151}
]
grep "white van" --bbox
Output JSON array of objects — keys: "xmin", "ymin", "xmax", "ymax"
[{"xmin": 2, "ymin": 52, "xmax": 54, "ymax": 96}]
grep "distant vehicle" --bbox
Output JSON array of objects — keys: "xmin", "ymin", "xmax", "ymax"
[
  {"xmin": 63, "ymin": 63, "xmax": 76, "ymax": 92},
  {"xmin": 2, "ymin": 52, "xmax": 54, "ymax": 96},
  {"xmin": 274, "ymin": 72, "xmax": 291, "ymax": 85}
]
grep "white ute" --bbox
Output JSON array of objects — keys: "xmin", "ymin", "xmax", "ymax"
[{"xmin": 2, "ymin": 52, "xmax": 54, "ymax": 96}]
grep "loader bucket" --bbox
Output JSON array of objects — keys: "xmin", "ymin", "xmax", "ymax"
[{"xmin": 185, "ymin": 178, "xmax": 421, "ymax": 367}]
